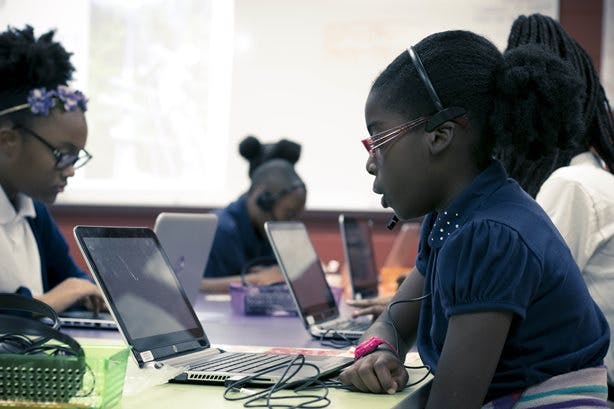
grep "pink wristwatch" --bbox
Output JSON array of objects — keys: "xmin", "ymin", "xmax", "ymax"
[{"xmin": 354, "ymin": 336, "xmax": 398, "ymax": 360}]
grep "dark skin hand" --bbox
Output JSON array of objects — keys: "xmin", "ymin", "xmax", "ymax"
[
  {"xmin": 346, "ymin": 296, "xmax": 391, "ymax": 319},
  {"xmin": 340, "ymin": 349, "xmax": 408, "ymax": 394},
  {"xmin": 340, "ymin": 265, "xmax": 513, "ymax": 408},
  {"xmin": 340, "ymin": 268, "xmax": 423, "ymax": 393}
]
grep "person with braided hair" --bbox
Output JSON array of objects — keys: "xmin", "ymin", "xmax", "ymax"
[
  {"xmin": 497, "ymin": 14, "xmax": 614, "ymax": 396},
  {"xmin": 0, "ymin": 26, "xmax": 104, "ymax": 313}
]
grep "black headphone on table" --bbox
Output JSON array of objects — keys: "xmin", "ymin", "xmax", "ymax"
[
  {"xmin": 0, "ymin": 294, "xmax": 87, "ymax": 403},
  {"xmin": 0, "ymin": 294, "xmax": 82, "ymax": 357},
  {"xmin": 256, "ymin": 182, "xmax": 306, "ymax": 213}
]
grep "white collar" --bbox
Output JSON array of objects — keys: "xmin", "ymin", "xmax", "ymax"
[
  {"xmin": 0, "ymin": 187, "xmax": 36, "ymax": 225},
  {"xmin": 569, "ymin": 151, "xmax": 605, "ymax": 169}
]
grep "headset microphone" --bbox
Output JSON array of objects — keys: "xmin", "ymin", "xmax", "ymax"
[{"xmin": 386, "ymin": 215, "xmax": 399, "ymax": 230}]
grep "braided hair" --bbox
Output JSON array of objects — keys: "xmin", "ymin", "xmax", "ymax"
[
  {"xmin": 498, "ymin": 14, "xmax": 614, "ymax": 197},
  {"xmin": 0, "ymin": 25, "xmax": 75, "ymax": 125}
]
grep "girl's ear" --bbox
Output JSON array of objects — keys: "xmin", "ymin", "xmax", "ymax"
[
  {"xmin": 427, "ymin": 122, "xmax": 456, "ymax": 156},
  {"xmin": 0, "ymin": 126, "xmax": 20, "ymax": 158}
]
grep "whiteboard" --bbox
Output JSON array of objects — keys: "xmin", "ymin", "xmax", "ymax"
[{"xmin": 0, "ymin": 0, "xmax": 557, "ymax": 211}]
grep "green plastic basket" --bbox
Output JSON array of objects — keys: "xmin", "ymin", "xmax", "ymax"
[{"xmin": 0, "ymin": 344, "xmax": 130, "ymax": 409}]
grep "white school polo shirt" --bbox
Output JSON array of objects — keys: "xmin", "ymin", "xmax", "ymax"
[
  {"xmin": 0, "ymin": 187, "xmax": 43, "ymax": 295},
  {"xmin": 536, "ymin": 151, "xmax": 614, "ymax": 381}
]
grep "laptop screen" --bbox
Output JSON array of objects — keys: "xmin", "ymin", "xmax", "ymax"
[
  {"xmin": 75, "ymin": 227, "xmax": 206, "ymax": 355},
  {"xmin": 265, "ymin": 222, "xmax": 337, "ymax": 323},
  {"xmin": 339, "ymin": 215, "xmax": 379, "ymax": 298}
]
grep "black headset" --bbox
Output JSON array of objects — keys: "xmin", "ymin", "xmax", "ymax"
[
  {"xmin": 407, "ymin": 46, "xmax": 467, "ymax": 132},
  {"xmin": 0, "ymin": 294, "xmax": 82, "ymax": 357},
  {"xmin": 256, "ymin": 182, "xmax": 306, "ymax": 212},
  {"xmin": 0, "ymin": 294, "xmax": 88, "ymax": 403}
]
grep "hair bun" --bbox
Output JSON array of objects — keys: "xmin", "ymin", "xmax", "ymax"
[
  {"xmin": 238, "ymin": 135, "xmax": 302, "ymax": 177},
  {"xmin": 493, "ymin": 44, "xmax": 585, "ymax": 157},
  {"xmin": 239, "ymin": 135, "xmax": 262, "ymax": 160},
  {"xmin": 0, "ymin": 25, "xmax": 74, "ymax": 92}
]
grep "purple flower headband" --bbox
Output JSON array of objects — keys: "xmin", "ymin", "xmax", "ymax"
[{"xmin": 0, "ymin": 85, "xmax": 88, "ymax": 117}]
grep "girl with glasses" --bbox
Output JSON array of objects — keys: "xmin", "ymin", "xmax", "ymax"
[
  {"xmin": 0, "ymin": 26, "xmax": 103, "ymax": 313},
  {"xmin": 340, "ymin": 30, "xmax": 609, "ymax": 408}
]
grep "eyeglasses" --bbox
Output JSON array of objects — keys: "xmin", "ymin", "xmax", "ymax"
[
  {"xmin": 14, "ymin": 125, "xmax": 92, "ymax": 170},
  {"xmin": 361, "ymin": 116, "xmax": 428, "ymax": 155}
]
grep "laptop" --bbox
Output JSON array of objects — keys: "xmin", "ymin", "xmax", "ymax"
[
  {"xmin": 153, "ymin": 212, "xmax": 217, "ymax": 305},
  {"xmin": 339, "ymin": 214, "xmax": 379, "ymax": 300},
  {"xmin": 58, "ymin": 309, "xmax": 117, "ymax": 330},
  {"xmin": 73, "ymin": 226, "xmax": 352, "ymax": 386},
  {"xmin": 264, "ymin": 221, "xmax": 371, "ymax": 340}
]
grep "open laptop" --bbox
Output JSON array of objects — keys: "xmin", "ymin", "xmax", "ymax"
[
  {"xmin": 264, "ymin": 221, "xmax": 371, "ymax": 340},
  {"xmin": 61, "ymin": 213, "xmax": 217, "ymax": 329},
  {"xmin": 58, "ymin": 309, "xmax": 117, "ymax": 330},
  {"xmin": 73, "ymin": 226, "xmax": 352, "ymax": 386},
  {"xmin": 153, "ymin": 212, "xmax": 217, "ymax": 306},
  {"xmin": 339, "ymin": 214, "xmax": 379, "ymax": 300}
]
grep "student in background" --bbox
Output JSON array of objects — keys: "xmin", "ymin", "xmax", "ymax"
[
  {"xmin": 202, "ymin": 159, "xmax": 306, "ymax": 293},
  {"xmin": 339, "ymin": 30, "xmax": 609, "ymax": 408},
  {"xmin": 496, "ymin": 13, "xmax": 614, "ymax": 400},
  {"xmin": 0, "ymin": 26, "xmax": 103, "ymax": 312}
]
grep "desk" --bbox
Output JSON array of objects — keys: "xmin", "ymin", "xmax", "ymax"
[
  {"xmin": 67, "ymin": 294, "xmax": 341, "ymax": 348},
  {"xmin": 66, "ymin": 295, "xmax": 431, "ymax": 408}
]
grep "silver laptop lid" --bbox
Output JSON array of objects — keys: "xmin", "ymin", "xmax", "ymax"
[
  {"xmin": 73, "ymin": 226, "xmax": 209, "ymax": 366},
  {"xmin": 339, "ymin": 214, "xmax": 379, "ymax": 299},
  {"xmin": 264, "ymin": 221, "xmax": 338, "ymax": 328},
  {"xmin": 153, "ymin": 213, "xmax": 217, "ymax": 305}
]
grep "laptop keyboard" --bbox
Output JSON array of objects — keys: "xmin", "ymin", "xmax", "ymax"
[{"xmin": 191, "ymin": 352, "xmax": 293, "ymax": 373}]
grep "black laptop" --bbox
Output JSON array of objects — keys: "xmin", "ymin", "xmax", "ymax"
[
  {"xmin": 73, "ymin": 226, "xmax": 352, "ymax": 386},
  {"xmin": 338, "ymin": 214, "xmax": 379, "ymax": 300},
  {"xmin": 265, "ymin": 221, "xmax": 372, "ymax": 340}
]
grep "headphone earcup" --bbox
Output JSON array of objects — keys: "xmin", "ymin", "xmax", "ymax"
[
  {"xmin": 0, "ymin": 294, "xmax": 60, "ymax": 330},
  {"xmin": 256, "ymin": 191, "xmax": 276, "ymax": 212}
]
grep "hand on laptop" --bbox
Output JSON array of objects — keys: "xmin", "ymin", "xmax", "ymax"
[
  {"xmin": 346, "ymin": 296, "xmax": 392, "ymax": 319},
  {"xmin": 36, "ymin": 277, "xmax": 106, "ymax": 313},
  {"xmin": 244, "ymin": 265, "xmax": 284, "ymax": 286},
  {"xmin": 339, "ymin": 350, "xmax": 408, "ymax": 394}
]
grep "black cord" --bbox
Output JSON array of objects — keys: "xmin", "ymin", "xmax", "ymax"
[
  {"xmin": 317, "ymin": 329, "xmax": 357, "ymax": 349},
  {"xmin": 384, "ymin": 293, "xmax": 431, "ymax": 359},
  {"xmin": 1, "ymin": 333, "xmax": 96, "ymax": 398},
  {"xmin": 223, "ymin": 354, "xmax": 331, "ymax": 408},
  {"xmin": 377, "ymin": 293, "xmax": 433, "ymax": 389},
  {"xmin": 0, "ymin": 333, "xmax": 33, "ymax": 351},
  {"xmin": 403, "ymin": 364, "xmax": 432, "ymax": 388}
]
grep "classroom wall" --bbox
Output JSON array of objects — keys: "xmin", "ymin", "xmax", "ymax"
[
  {"xmin": 51, "ymin": 205, "xmax": 416, "ymax": 273},
  {"xmin": 52, "ymin": 0, "xmax": 605, "ymax": 272}
]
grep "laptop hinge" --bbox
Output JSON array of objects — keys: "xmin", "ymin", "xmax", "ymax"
[
  {"xmin": 161, "ymin": 347, "xmax": 221, "ymax": 368},
  {"xmin": 141, "ymin": 340, "xmax": 210, "ymax": 364}
]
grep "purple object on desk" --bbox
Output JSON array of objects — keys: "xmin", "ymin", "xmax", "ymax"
[{"xmin": 229, "ymin": 282, "xmax": 345, "ymax": 316}]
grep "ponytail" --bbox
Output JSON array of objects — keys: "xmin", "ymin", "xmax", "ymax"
[{"xmin": 491, "ymin": 45, "xmax": 585, "ymax": 197}]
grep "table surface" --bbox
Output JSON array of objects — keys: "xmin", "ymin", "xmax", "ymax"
[{"xmin": 65, "ymin": 294, "xmax": 431, "ymax": 408}]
